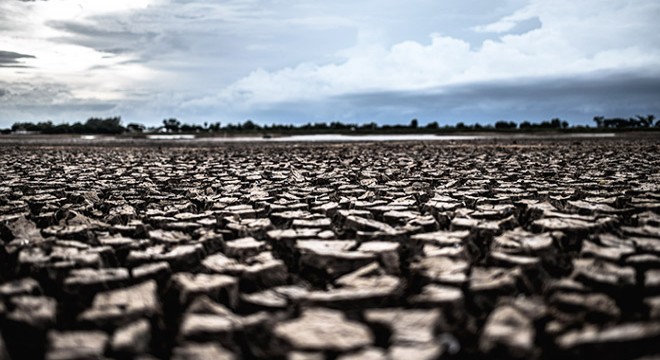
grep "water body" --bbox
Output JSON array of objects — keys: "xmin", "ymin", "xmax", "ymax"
[
  {"xmin": 0, "ymin": 132, "xmax": 620, "ymax": 144},
  {"xmin": 208, "ymin": 133, "xmax": 617, "ymax": 142},
  {"xmin": 146, "ymin": 134, "xmax": 196, "ymax": 140},
  {"xmin": 274, "ymin": 134, "xmax": 486, "ymax": 142}
]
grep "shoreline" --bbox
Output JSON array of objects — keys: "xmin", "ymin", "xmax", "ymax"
[{"xmin": 2, "ymin": 131, "xmax": 657, "ymax": 146}]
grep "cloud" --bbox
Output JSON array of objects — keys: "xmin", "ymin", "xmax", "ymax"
[
  {"xmin": 472, "ymin": 3, "xmax": 539, "ymax": 33},
  {"xmin": 0, "ymin": 81, "xmax": 118, "ymax": 124},
  {"xmin": 472, "ymin": 16, "xmax": 541, "ymax": 35},
  {"xmin": 193, "ymin": 0, "xmax": 660, "ymax": 123},
  {"xmin": 167, "ymin": 69, "xmax": 660, "ymax": 127},
  {"xmin": 0, "ymin": 50, "xmax": 35, "ymax": 67},
  {"xmin": 0, "ymin": 81, "xmax": 71, "ymax": 104},
  {"xmin": 336, "ymin": 70, "xmax": 660, "ymax": 123},
  {"xmin": 0, "ymin": 0, "xmax": 658, "ymax": 127},
  {"xmin": 46, "ymin": 21, "xmax": 160, "ymax": 56}
]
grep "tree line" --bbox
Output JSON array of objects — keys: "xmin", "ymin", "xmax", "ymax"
[
  {"xmin": 3, "ymin": 114, "xmax": 658, "ymax": 135},
  {"xmin": 592, "ymin": 115, "xmax": 656, "ymax": 129},
  {"xmin": 8, "ymin": 117, "xmax": 125, "ymax": 134}
]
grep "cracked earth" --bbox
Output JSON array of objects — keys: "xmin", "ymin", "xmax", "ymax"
[{"xmin": 0, "ymin": 138, "xmax": 659, "ymax": 359}]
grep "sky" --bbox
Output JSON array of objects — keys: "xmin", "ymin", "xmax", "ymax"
[{"xmin": 1, "ymin": 0, "xmax": 659, "ymax": 127}]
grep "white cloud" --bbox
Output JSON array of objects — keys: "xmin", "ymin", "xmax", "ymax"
[
  {"xmin": 0, "ymin": 0, "xmax": 169, "ymax": 102},
  {"xmin": 203, "ymin": 0, "xmax": 659, "ymax": 115}
]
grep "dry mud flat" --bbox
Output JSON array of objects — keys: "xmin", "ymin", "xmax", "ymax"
[{"xmin": 0, "ymin": 138, "xmax": 659, "ymax": 360}]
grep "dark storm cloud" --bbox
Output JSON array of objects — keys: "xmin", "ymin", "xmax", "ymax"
[
  {"xmin": 0, "ymin": 81, "xmax": 69, "ymax": 103},
  {"xmin": 0, "ymin": 84, "xmax": 118, "ymax": 126},
  {"xmin": 45, "ymin": 5, "xmax": 357, "ymax": 76},
  {"xmin": 339, "ymin": 71, "xmax": 660, "ymax": 124},
  {"xmin": 0, "ymin": 50, "xmax": 35, "ymax": 67},
  {"xmin": 47, "ymin": 21, "xmax": 159, "ymax": 56},
  {"xmin": 11, "ymin": 103, "xmax": 116, "ymax": 112},
  {"xmin": 244, "ymin": 70, "xmax": 660, "ymax": 125},
  {"xmin": 0, "ymin": 81, "xmax": 116, "ymax": 125},
  {"xmin": 346, "ymin": 72, "xmax": 660, "ymax": 106}
]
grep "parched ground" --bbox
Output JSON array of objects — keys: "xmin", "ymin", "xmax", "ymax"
[{"xmin": 0, "ymin": 138, "xmax": 659, "ymax": 360}]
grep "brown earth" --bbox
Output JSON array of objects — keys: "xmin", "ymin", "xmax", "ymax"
[{"xmin": 0, "ymin": 138, "xmax": 659, "ymax": 359}]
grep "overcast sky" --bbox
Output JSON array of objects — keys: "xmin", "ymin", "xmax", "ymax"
[{"xmin": 1, "ymin": 0, "xmax": 659, "ymax": 127}]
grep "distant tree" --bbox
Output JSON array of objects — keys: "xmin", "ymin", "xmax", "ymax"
[
  {"xmin": 456, "ymin": 122, "xmax": 466, "ymax": 130},
  {"xmin": 637, "ymin": 114, "xmax": 655, "ymax": 128},
  {"xmin": 360, "ymin": 122, "xmax": 377, "ymax": 130},
  {"xmin": 410, "ymin": 119, "xmax": 418, "ymax": 129},
  {"xmin": 593, "ymin": 116, "xmax": 604, "ymax": 128},
  {"xmin": 208, "ymin": 122, "xmax": 222, "ymax": 132},
  {"xmin": 12, "ymin": 122, "xmax": 35, "ymax": 132},
  {"xmin": 52, "ymin": 123, "xmax": 72, "ymax": 134},
  {"xmin": 12, "ymin": 121, "xmax": 45, "ymax": 133},
  {"xmin": 628, "ymin": 117, "xmax": 641, "ymax": 128},
  {"xmin": 163, "ymin": 118, "xmax": 181, "ymax": 133},
  {"xmin": 602, "ymin": 117, "xmax": 632, "ymax": 129},
  {"xmin": 243, "ymin": 119, "xmax": 260, "ymax": 131},
  {"xmin": 426, "ymin": 121, "xmax": 439, "ymax": 129},
  {"xmin": 126, "ymin": 123, "xmax": 145, "ymax": 133},
  {"xmin": 550, "ymin": 118, "xmax": 562, "ymax": 129},
  {"xmin": 71, "ymin": 122, "xmax": 85, "ymax": 133},
  {"xmin": 519, "ymin": 121, "xmax": 532, "ymax": 130},
  {"xmin": 330, "ymin": 122, "xmax": 348, "ymax": 130},
  {"xmin": 561, "ymin": 121, "xmax": 569, "ymax": 129},
  {"xmin": 83, "ymin": 116, "xmax": 124, "ymax": 134},
  {"xmin": 495, "ymin": 121, "xmax": 517, "ymax": 130}
]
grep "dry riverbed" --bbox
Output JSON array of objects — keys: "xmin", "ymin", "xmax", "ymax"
[{"xmin": 0, "ymin": 138, "xmax": 659, "ymax": 359}]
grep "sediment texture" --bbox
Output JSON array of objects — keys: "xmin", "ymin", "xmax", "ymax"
[{"xmin": 0, "ymin": 139, "xmax": 659, "ymax": 359}]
